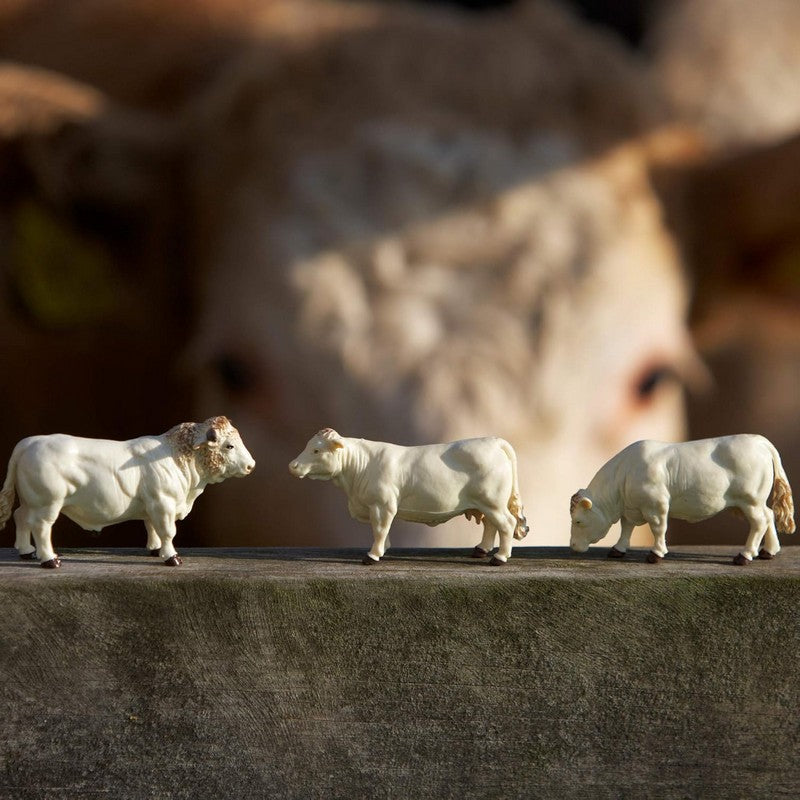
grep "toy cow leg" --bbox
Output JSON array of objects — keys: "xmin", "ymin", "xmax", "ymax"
[
  {"xmin": 147, "ymin": 510, "xmax": 182, "ymax": 566},
  {"xmin": 759, "ymin": 507, "xmax": 781, "ymax": 560},
  {"xmin": 472, "ymin": 521, "xmax": 497, "ymax": 559},
  {"xmin": 645, "ymin": 505, "xmax": 669, "ymax": 563},
  {"xmin": 13, "ymin": 506, "xmax": 37, "ymax": 561},
  {"xmin": 608, "ymin": 518, "xmax": 635, "ymax": 559},
  {"xmin": 26, "ymin": 503, "xmax": 62, "ymax": 568},
  {"xmin": 363, "ymin": 503, "xmax": 396, "ymax": 565},
  {"xmin": 734, "ymin": 504, "xmax": 772, "ymax": 565},
  {"xmin": 145, "ymin": 520, "xmax": 162, "ymax": 557},
  {"xmin": 486, "ymin": 508, "xmax": 517, "ymax": 566}
]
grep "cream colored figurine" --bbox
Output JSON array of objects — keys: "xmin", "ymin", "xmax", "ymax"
[
  {"xmin": 289, "ymin": 429, "xmax": 529, "ymax": 565},
  {"xmin": 0, "ymin": 416, "xmax": 255, "ymax": 568},
  {"xmin": 570, "ymin": 434, "xmax": 795, "ymax": 565}
]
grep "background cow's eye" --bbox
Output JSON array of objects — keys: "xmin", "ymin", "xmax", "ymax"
[
  {"xmin": 213, "ymin": 353, "xmax": 257, "ymax": 394},
  {"xmin": 313, "ymin": 449, "xmax": 320, "ymax": 454},
  {"xmin": 226, "ymin": 444, "xmax": 234, "ymax": 450},
  {"xmin": 634, "ymin": 364, "xmax": 678, "ymax": 404}
]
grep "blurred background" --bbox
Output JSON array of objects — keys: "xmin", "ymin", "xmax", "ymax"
[{"xmin": 0, "ymin": 0, "xmax": 798, "ymax": 551}]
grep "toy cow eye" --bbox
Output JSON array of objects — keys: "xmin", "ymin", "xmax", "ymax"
[
  {"xmin": 226, "ymin": 444, "xmax": 234, "ymax": 450},
  {"xmin": 313, "ymin": 449, "xmax": 320, "ymax": 454}
]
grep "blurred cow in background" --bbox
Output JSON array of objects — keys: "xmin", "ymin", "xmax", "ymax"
[
  {"xmin": 183, "ymin": 0, "xmax": 703, "ymax": 546},
  {"xmin": 0, "ymin": 0, "xmax": 799, "ymax": 548}
]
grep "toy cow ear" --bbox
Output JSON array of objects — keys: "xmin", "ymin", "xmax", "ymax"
[
  {"xmin": 570, "ymin": 491, "xmax": 587, "ymax": 514},
  {"xmin": 329, "ymin": 439, "xmax": 344, "ymax": 451},
  {"xmin": 580, "ymin": 497, "xmax": 593, "ymax": 510},
  {"xmin": 193, "ymin": 424, "xmax": 218, "ymax": 449}
]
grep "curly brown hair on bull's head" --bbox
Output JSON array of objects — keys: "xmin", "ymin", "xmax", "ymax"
[
  {"xmin": 192, "ymin": 416, "xmax": 234, "ymax": 449},
  {"xmin": 166, "ymin": 416, "xmax": 250, "ymax": 481}
]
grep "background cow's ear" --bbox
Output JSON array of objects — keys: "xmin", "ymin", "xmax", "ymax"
[
  {"xmin": 579, "ymin": 497, "xmax": 593, "ymax": 510},
  {"xmin": 0, "ymin": 64, "xmax": 180, "ymax": 329},
  {"xmin": 329, "ymin": 440, "xmax": 344, "ymax": 451}
]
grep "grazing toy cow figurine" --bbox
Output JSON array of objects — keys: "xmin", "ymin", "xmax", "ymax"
[
  {"xmin": 289, "ymin": 429, "xmax": 529, "ymax": 565},
  {"xmin": 0, "ymin": 416, "xmax": 255, "ymax": 568},
  {"xmin": 570, "ymin": 434, "xmax": 795, "ymax": 565}
]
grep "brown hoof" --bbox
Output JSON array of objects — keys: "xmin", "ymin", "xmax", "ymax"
[
  {"xmin": 40, "ymin": 557, "xmax": 61, "ymax": 569},
  {"xmin": 471, "ymin": 546, "xmax": 489, "ymax": 559},
  {"xmin": 149, "ymin": 548, "xmax": 161, "ymax": 557},
  {"xmin": 646, "ymin": 552, "xmax": 663, "ymax": 564},
  {"xmin": 607, "ymin": 547, "xmax": 626, "ymax": 559},
  {"xmin": 163, "ymin": 555, "xmax": 183, "ymax": 567},
  {"xmin": 732, "ymin": 553, "xmax": 751, "ymax": 566},
  {"xmin": 19, "ymin": 551, "xmax": 37, "ymax": 561},
  {"xmin": 488, "ymin": 556, "xmax": 507, "ymax": 566},
  {"xmin": 361, "ymin": 555, "xmax": 379, "ymax": 566},
  {"xmin": 757, "ymin": 549, "xmax": 776, "ymax": 560}
]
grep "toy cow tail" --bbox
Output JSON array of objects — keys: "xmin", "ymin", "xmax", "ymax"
[
  {"xmin": 0, "ymin": 445, "xmax": 19, "ymax": 529},
  {"xmin": 769, "ymin": 444, "xmax": 795, "ymax": 534},
  {"xmin": 499, "ymin": 439, "xmax": 529, "ymax": 540}
]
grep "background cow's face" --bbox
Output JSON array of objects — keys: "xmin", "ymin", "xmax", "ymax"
[
  {"xmin": 569, "ymin": 494, "xmax": 608, "ymax": 551},
  {"xmin": 194, "ymin": 130, "xmax": 699, "ymax": 546},
  {"xmin": 289, "ymin": 432, "xmax": 345, "ymax": 481}
]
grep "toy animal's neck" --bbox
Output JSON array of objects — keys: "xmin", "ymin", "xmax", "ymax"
[
  {"xmin": 587, "ymin": 461, "xmax": 624, "ymax": 525},
  {"xmin": 175, "ymin": 452, "xmax": 210, "ymax": 492},
  {"xmin": 332, "ymin": 438, "xmax": 370, "ymax": 495}
]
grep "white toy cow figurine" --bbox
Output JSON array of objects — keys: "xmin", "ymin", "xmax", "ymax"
[
  {"xmin": 569, "ymin": 434, "xmax": 795, "ymax": 565},
  {"xmin": 0, "ymin": 416, "xmax": 255, "ymax": 568},
  {"xmin": 289, "ymin": 429, "xmax": 529, "ymax": 565}
]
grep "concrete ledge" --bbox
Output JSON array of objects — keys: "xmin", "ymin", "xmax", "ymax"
[{"xmin": 1, "ymin": 546, "xmax": 798, "ymax": 799}]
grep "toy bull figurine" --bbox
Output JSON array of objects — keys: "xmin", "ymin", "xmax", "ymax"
[
  {"xmin": 569, "ymin": 434, "xmax": 795, "ymax": 565},
  {"xmin": 289, "ymin": 428, "xmax": 529, "ymax": 565},
  {"xmin": 0, "ymin": 416, "xmax": 255, "ymax": 568}
]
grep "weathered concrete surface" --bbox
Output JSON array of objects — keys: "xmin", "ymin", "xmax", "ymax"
[{"xmin": 1, "ymin": 546, "xmax": 798, "ymax": 799}]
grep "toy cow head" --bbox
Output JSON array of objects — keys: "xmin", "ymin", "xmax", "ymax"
[
  {"xmin": 569, "ymin": 490, "xmax": 611, "ymax": 552},
  {"xmin": 191, "ymin": 416, "xmax": 256, "ymax": 482},
  {"xmin": 288, "ymin": 428, "xmax": 345, "ymax": 481}
]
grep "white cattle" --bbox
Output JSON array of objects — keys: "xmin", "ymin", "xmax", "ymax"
[
  {"xmin": 0, "ymin": 416, "xmax": 255, "ymax": 568},
  {"xmin": 289, "ymin": 428, "xmax": 529, "ymax": 565},
  {"xmin": 569, "ymin": 434, "xmax": 795, "ymax": 564}
]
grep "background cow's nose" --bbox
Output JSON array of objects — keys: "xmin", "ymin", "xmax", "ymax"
[{"xmin": 246, "ymin": 462, "xmax": 255, "ymax": 473}]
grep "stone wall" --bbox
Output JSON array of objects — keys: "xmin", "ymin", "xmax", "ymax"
[{"xmin": 2, "ymin": 546, "xmax": 798, "ymax": 799}]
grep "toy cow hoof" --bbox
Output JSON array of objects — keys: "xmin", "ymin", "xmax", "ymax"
[
  {"xmin": 19, "ymin": 551, "xmax": 37, "ymax": 561},
  {"xmin": 645, "ymin": 552, "xmax": 663, "ymax": 564},
  {"xmin": 471, "ymin": 546, "xmax": 489, "ymax": 558},
  {"xmin": 732, "ymin": 553, "xmax": 751, "ymax": 566},
  {"xmin": 607, "ymin": 547, "xmax": 626, "ymax": 559},
  {"xmin": 488, "ymin": 556, "xmax": 507, "ymax": 566},
  {"xmin": 361, "ymin": 555, "xmax": 380, "ymax": 566},
  {"xmin": 163, "ymin": 555, "xmax": 183, "ymax": 567},
  {"xmin": 41, "ymin": 557, "xmax": 61, "ymax": 569},
  {"xmin": 757, "ymin": 549, "xmax": 775, "ymax": 560}
]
